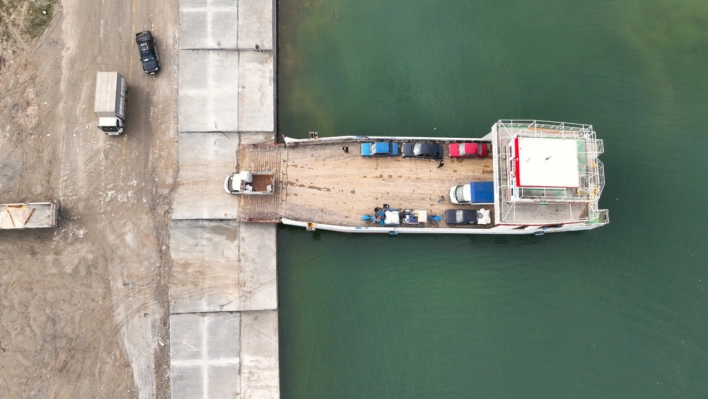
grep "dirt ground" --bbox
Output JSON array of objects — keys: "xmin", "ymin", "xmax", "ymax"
[{"xmin": 0, "ymin": 0, "xmax": 178, "ymax": 397}]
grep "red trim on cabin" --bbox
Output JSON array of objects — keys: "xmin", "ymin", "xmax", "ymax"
[{"xmin": 514, "ymin": 137, "xmax": 521, "ymax": 187}]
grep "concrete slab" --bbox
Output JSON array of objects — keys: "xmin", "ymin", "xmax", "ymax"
[
  {"xmin": 170, "ymin": 312, "xmax": 241, "ymax": 399},
  {"xmin": 169, "ymin": 220, "xmax": 239, "ymax": 312},
  {"xmin": 172, "ymin": 133, "xmax": 239, "ymax": 219},
  {"xmin": 180, "ymin": 0, "xmax": 238, "ymax": 49},
  {"xmin": 238, "ymin": 51, "xmax": 274, "ymax": 132},
  {"xmin": 179, "ymin": 50, "xmax": 240, "ymax": 132},
  {"xmin": 207, "ymin": 313, "xmax": 241, "ymax": 359},
  {"xmin": 208, "ymin": 366, "xmax": 240, "ymax": 398},
  {"xmin": 171, "ymin": 366, "xmax": 204, "ymax": 399},
  {"xmin": 170, "ymin": 313, "xmax": 205, "ymax": 362},
  {"xmin": 237, "ymin": 0, "xmax": 273, "ymax": 50},
  {"xmin": 230, "ymin": 223, "xmax": 277, "ymax": 312},
  {"xmin": 240, "ymin": 310, "xmax": 280, "ymax": 399},
  {"xmin": 169, "ymin": 220, "xmax": 277, "ymax": 313}
]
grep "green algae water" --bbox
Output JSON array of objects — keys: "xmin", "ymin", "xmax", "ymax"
[{"xmin": 277, "ymin": 1, "xmax": 708, "ymax": 397}]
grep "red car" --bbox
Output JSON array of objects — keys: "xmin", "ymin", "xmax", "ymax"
[{"xmin": 449, "ymin": 142, "xmax": 488, "ymax": 158}]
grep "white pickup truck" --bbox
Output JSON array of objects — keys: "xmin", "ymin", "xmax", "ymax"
[{"xmin": 224, "ymin": 171, "xmax": 275, "ymax": 195}]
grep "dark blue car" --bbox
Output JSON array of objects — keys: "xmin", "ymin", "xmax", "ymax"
[
  {"xmin": 361, "ymin": 142, "xmax": 399, "ymax": 157},
  {"xmin": 401, "ymin": 142, "xmax": 443, "ymax": 159},
  {"xmin": 135, "ymin": 31, "xmax": 161, "ymax": 75}
]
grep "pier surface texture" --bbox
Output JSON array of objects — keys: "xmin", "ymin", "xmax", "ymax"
[
  {"xmin": 171, "ymin": 0, "xmax": 279, "ymax": 398},
  {"xmin": 237, "ymin": 141, "xmax": 494, "ymax": 226}
]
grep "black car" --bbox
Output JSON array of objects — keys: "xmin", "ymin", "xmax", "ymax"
[
  {"xmin": 445, "ymin": 209, "xmax": 479, "ymax": 225},
  {"xmin": 401, "ymin": 142, "xmax": 443, "ymax": 159},
  {"xmin": 135, "ymin": 31, "xmax": 160, "ymax": 74}
]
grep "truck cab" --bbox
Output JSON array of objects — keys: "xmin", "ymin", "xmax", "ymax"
[
  {"xmin": 449, "ymin": 181, "xmax": 494, "ymax": 205},
  {"xmin": 98, "ymin": 117, "xmax": 124, "ymax": 134}
]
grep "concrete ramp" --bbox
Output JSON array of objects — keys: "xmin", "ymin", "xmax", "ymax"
[
  {"xmin": 170, "ymin": 311, "xmax": 279, "ymax": 399},
  {"xmin": 170, "ymin": 313, "xmax": 241, "ymax": 398},
  {"xmin": 172, "ymin": 0, "xmax": 278, "ymax": 397},
  {"xmin": 172, "ymin": 133, "xmax": 239, "ymax": 220},
  {"xmin": 179, "ymin": 51, "xmax": 240, "ymax": 132},
  {"xmin": 180, "ymin": 0, "xmax": 239, "ymax": 49},
  {"xmin": 169, "ymin": 220, "xmax": 277, "ymax": 313}
]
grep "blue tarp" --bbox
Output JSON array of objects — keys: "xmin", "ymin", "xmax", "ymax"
[{"xmin": 470, "ymin": 181, "xmax": 494, "ymax": 203}]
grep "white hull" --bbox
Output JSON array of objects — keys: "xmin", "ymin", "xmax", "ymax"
[{"xmin": 281, "ymin": 218, "xmax": 601, "ymax": 235}]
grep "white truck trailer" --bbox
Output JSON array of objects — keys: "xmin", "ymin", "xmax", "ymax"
[
  {"xmin": 224, "ymin": 171, "xmax": 276, "ymax": 195},
  {"xmin": 94, "ymin": 72, "xmax": 128, "ymax": 135},
  {"xmin": 0, "ymin": 201, "xmax": 60, "ymax": 229}
]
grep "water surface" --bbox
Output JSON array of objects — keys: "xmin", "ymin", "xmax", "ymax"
[{"xmin": 278, "ymin": 1, "xmax": 708, "ymax": 397}]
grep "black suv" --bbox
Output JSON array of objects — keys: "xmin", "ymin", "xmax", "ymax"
[
  {"xmin": 445, "ymin": 209, "xmax": 479, "ymax": 225},
  {"xmin": 135, "ymin": 31, "xmax": 160, "ymax": 74},
  {"xmin": 401, "ymin": 142, "xmax": 443, "ymax": 159}
]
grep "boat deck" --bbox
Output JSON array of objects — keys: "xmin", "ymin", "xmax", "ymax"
[{"xmin": 236, "ymin": 142, "xmax": 495, "ymax": 228}]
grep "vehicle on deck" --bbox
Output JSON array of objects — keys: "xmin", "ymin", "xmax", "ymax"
[
  {"xmin": 401, "ymin": 209, "xmax": 428, "ymax": 225},
  {"xmin": 449, "ymin": 142, "xmax": 488, "ymax": 158},
  {"xmin": 371, "ymin": 207, "xmax": 401, "ymax": 226},
  {"xmin": 363, "ymin": 207, "xmax": 432, "ymax": 226},
  {"xmin": 225, "ymin": 171, "xmax": 275, "ymax": 195},
  {"xmin": 450, "ymin": 181, "xmax": 494, "ymax": 205},
  {"xmin": 445, "ymin": 208, "xmax": 491, "ymax": 225},
  {"xmin": 360, "ymin": 141, "xmax": 399, "ymax": 157},
  {"xmin": 362, "ymin": 206, "xmax": 403, "ymax": 226},
  {"xmin": 135, "ymin": 31, "xmax": 161, "ymax": 74},
  {"xmin": 401, "ymin": 142, "xmax": 443, "ymax": 159}
]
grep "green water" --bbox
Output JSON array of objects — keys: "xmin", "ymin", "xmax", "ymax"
[{"xmin": 277, "ymin": 1, "xmax": 708, "ymax": 397}]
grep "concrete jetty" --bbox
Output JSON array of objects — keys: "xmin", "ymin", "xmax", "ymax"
[{"xmin": 170, "ymin": 1, "xmax": 279, "ymax": 398}]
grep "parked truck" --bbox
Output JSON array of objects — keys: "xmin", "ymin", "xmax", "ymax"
[
  {"xmin": 0, "ymin": 201, "xmax": 60, "ymax": 229},
  {"xmin": 94, "ymin": 72, "xmax": 128, "ymax": 135},
  {"xmin": 449, "ymin": 181, "xmax": 494, "ymax": 205},
  {"xmin": 224, "ymin": 171, "xmax": 276, "ymax": 195},
  {"xmin": 444, "ymin": 208, "xmax": 492, "ymax": 225}
]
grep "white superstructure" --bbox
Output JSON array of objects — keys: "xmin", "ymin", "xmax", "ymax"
[{"xmin": 491, "ymin": 120, "xmax": 608, "ymax": 233}]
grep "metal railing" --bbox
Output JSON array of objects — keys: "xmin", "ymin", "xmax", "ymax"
[{"xmin": 492, "ymin": 120, "xmax": 607, "ymax": 224}]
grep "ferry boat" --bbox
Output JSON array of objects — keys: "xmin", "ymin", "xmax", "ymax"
[{"xmin": 233, "ymin": 120, "xmax": 608, "ymax": 235}]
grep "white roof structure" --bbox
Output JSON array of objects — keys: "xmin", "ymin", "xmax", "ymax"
[{"xmin": 516, "ymin": 137, "xmax": 579, "ymax": 188}]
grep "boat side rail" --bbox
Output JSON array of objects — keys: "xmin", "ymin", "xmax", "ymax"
[{"xmin": 283, "ymin": 135, "xmax": 490, "ymax": 146}]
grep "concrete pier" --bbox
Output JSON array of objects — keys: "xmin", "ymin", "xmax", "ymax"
[{"xmin": 170, "ymin": 1, "xmax": 279, "ymax": 398}]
